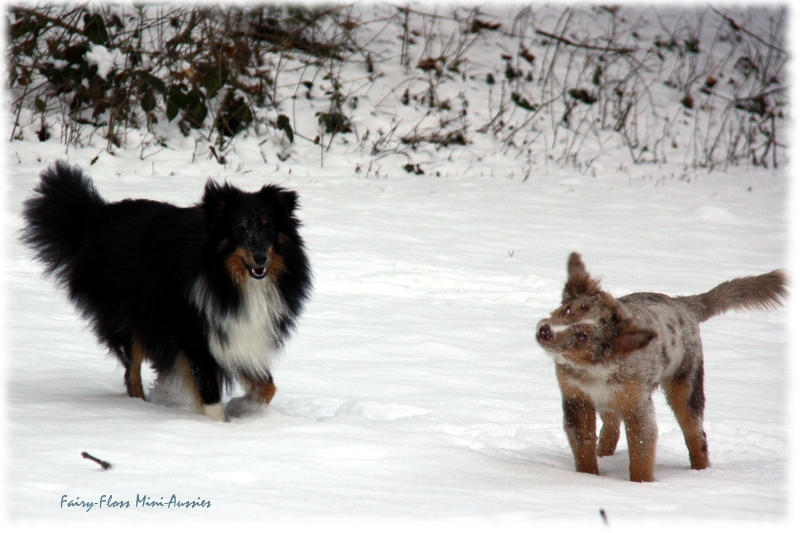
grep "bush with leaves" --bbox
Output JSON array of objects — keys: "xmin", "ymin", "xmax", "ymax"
[
  {"xmin": 7, "ymin": 4, "xmax": 354, "ymax": 151},
  {"xmin": 6, "ymin": 3, "xmax": 787, "ymax": 170}
]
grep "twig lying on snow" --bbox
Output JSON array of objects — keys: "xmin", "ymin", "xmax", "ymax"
[{"xmin": 81, "ymin": 451, "xmax": 112, "ymax": 470}]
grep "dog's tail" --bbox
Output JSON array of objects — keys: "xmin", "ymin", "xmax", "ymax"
[
  {"xmin": 21, "ymin": 161, "xmax": 105, "ymax": 284},
  {"xmin": 680, "ymin": 270, "xmax": 788, "ymax": 322}
]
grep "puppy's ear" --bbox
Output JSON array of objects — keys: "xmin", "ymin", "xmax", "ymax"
[
  {"xmin": 562, "ymin": 252, "xmax": 602, "ymax": 303},
  {"xmin": 610, "ymin": 322, "xmax": 656, "ymax": 355},
  {"xmin": 203, "ymin": 180, "xmax": 238, "ymax": 224}
]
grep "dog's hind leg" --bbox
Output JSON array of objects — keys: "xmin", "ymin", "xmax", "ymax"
[
  {"xmin": 115, "ymin": 335, "xmax": 145, "ymax": 400},
  {"xmin": 597, "ymin": 410, "xmax": 621, "ymax": 457},
  {"xmin": 125, "ymin": 335, "xmax": 146, "ymax": 400},
  {"xmin": 663, "ymin": 362, "xmax": 709, "ymax": 470}
]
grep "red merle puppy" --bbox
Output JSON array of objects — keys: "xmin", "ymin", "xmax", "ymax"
[{"xmin": 536, "ymin": 252, "xmax": 785, "ymax": 481}]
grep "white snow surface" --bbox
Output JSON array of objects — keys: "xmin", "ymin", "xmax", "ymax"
[
  {"xmin": 5, "ymin": 138, "xmax": 793, "ymax": 530},
  {"xmin": 2, "ymin": 3, "xmax": 797, "ymax": 532}
]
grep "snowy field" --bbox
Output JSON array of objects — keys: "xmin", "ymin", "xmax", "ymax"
[{"xmin": 3, "ymin": 2, "xmax": 797, "ymax": 532}]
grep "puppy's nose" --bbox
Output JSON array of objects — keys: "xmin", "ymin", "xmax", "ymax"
[
  {"xmin": 537, "ymin": 324, "xmax": 553, "ymax": 342},
  {"xmin": 252, "ymin": 251, "xmax": 268, "ymax": 267}
]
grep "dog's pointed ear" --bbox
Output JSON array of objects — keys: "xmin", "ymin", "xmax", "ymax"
[
  {"xmin": 562, "ymin": 252, "xmax": 602, "ymax": 303},
  {"xmin": 279, "ymin": 189, "xmax": 298, "ymax": 216},
  {"xmin": 262, "ymin": 186, "xmax": 298, "ymax": 217},
  {"xmin": 203, "ymin": 180, "xmax": 238, "ymax": 224},
  {"xmin": 611, "ymin": 321, "xmax": 656, "ymax": 355}
]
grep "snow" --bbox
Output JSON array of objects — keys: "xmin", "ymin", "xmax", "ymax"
[
  {"xmin": 2, "ymin": 2, "xmax": 797, "ymax": 532},
  {"xmin": 84, "ymin": 44, "xmax": 121, "ymax": 81}
]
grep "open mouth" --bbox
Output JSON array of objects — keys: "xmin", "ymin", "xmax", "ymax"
[{"xmin": 247, "ymin": 265, "xmax": 268, "ymax": 279}]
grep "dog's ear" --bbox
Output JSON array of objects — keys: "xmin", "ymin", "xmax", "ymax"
[
  {"xmin": 260, "ymin": 186, "xmax": 298, "ymax": 217},
  {"xmin": 203, "ymin": 180, "xmax": 238, "ymax": 224},
  {"xmin": 610, "ymin": 322, "xmax": 656, "ymax": 355},
  {"xmin": 562, "ymin": 252, "xmax": 602, "ymax": 303},
  {"xmin": 278, "ymin": 189, "xmax": 298, "ymax": 216}
]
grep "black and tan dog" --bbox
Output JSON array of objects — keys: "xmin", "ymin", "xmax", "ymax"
[
  {"xmin": 23, "ymin": 161, "xmax": 311, "ymax": 421},
  {"xmin": 536, "ymin": 253, "xmax": 786, "ymax": 481}
]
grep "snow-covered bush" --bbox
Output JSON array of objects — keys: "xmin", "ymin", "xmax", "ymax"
[{"xmin": 6, "ymin": 3, "xmax": 787, "ymax": 170}]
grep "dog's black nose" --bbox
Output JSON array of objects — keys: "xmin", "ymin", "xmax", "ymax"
[
  {"xmin": 537, "ymin": 324, "xmax": 553, "ymax": 342},
  {"xmin": 253, "ymin": 252, "xmax": 268, "ymax": 266}
]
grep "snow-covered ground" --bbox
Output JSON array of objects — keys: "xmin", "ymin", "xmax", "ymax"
[{"xmin": 3, "ymin": 2, "xmax": 796, "ymax": 532}]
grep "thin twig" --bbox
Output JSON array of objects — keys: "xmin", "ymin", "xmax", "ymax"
[{"xmin": 81, "ymin": 451, "xmax": 112, "ymax": 470}]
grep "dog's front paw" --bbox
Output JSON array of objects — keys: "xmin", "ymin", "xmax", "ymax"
[
  {"xmin": 225, "ymin": 394, "xmax": 265, "ymax": 419},
  {"xmin": 202, "ymin": 403, "xmax": 228, "ymax": 422}
]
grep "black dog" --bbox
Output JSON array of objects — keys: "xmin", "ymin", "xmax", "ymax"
[{"xmin": 22, "ymin": 161, "xmax": 311, "ymax": 421}]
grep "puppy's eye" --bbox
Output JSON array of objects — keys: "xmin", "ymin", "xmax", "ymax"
[
  {"xmin": 564, "ymin": 307, "xmax": 571, "ymax": 317},
  {"xmin": 579, "ymin": 304, "xmax": 588, "ymax": 311},
  {"xmin": 575, "ymin": 332, "xmax": 588, "ymax": 344}
]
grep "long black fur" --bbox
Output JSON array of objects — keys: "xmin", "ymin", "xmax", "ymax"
[{"xmin": 22, "ymin": 161, "xmax": 311, "ymax": 415}]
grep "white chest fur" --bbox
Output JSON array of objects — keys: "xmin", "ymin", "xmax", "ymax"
[{"xmin": 191, "ymin": 275, "xmax": 286, "ymax": 379}]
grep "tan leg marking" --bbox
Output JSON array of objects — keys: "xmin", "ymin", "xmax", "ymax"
[
  {"xmin": 597, "ymin": 410, "xmax": 621, "ymax": 457},
  {"xmin": 126, "ymin": 336, "xmax": 146, "ymax": 400},
  {"xmin": 244, "ymin": 377, "xmax": 277, "ymax": 404},
  {"xmin": 662, "ymin": 379, "xmax": 709, "ymax": 470},
  {"xmin": 256, "ymin": 380, "xmax": 277, "ymax": 404},
  {"xmin": 174, "ymin": 351, "xmax": 203, "ymax": 413},
  {"xmin": 622, "ymin": 400, "xmax": 658, "ymax": 482}
]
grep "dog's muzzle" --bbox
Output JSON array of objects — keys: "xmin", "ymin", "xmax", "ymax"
[
  {"xmin": 537, "ymin": 322, "xmax": 554, "ymax": 343},
  {"xmin": 247, "ymin": 251, "xmax": 269, "ymax": 279}
]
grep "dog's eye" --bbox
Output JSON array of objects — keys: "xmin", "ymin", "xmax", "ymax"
[
  {"xmin": 580, "ymin": 304, "xmax": 588, "ymax": 311},
  {"xmin": 564, "ymin": 307, "xmax": 571, "ymax": 316},
  {"xmin": 575, "ymin": 332, "xmax": 588, "ymax": 344}
]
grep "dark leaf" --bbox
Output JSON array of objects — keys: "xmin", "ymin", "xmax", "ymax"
[
  {"xmin": 276, "ymin": 114, "xmax": 294, "ymax": 143},
  {"xmin": 568, "ymin": 88, "xmax": 597, "ymax": 105},
  {"xmin": 10, "ymin": 19, "xmax": 39, "ymax": 41},
  {"xmin": 83, "ymin": 13, "xmax": 108, "ymax": 45},
  {"xmin": 141, "ymin": 72, "xmax": 166, "ymax": 94},
  {"xmin": 511, "ymin": 92, "xmax": 538, "ymax": 111},
  {"xmin": 217, "ymin": 93, "xmax": 253, "ymax": 137},
  {"xmin": 166, "ymin": 84, "xmax": 189, "ymax": 121},
  {"xmin": 64, "ymin": 44, "xmax": 89, "ymax": 65},
  {"xmin": 184, "ymin": 88, "xmax": 207, "ymax": 127},
  {"xmin": 141, "ymin": 88, "xmax": 156, "ymax": 113},
  {"xmin": 201, "ymin": 65, "xmax": 227, "ymax": 99},
  {"xmin": 519, "ymin": 47, "xmax": 536, "ymax": 64},
  {"xmin": 684, "ymin": 38, "xmax": 700, "ymax": 54}
]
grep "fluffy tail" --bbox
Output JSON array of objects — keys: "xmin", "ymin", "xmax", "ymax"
[
  {"xmin": 21, "ymin": 161, "xmax": 105, "ymax": 284},
  {"xmin": 681, "ymin": 270, "xmax": 788, "ymax": 322}
]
